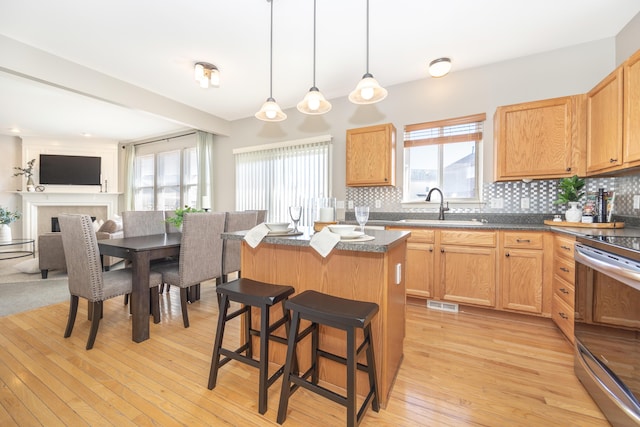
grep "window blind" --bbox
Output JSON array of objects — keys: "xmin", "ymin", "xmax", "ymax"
[{"xmin": 404, "ymin": 113, "xmax": 486, "ymax": 147}]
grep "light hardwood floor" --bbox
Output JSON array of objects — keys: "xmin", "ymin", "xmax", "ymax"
[{"xmin": 0, "ymin": 283, "xmax": 609, "ymax": 426}]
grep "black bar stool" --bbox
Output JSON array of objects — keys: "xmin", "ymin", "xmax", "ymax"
[
  {"xmin": 207, "ymin": 278, "xmax": 294, "ymax": 414},
  {"xmin": 277, "ymin": 290, "xmax": 380, "ymax": 427}
]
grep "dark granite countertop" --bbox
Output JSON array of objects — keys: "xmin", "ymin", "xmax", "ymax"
[{"xmin": 222, "ymin": 228, "xmax": 411, "ymax": 253}]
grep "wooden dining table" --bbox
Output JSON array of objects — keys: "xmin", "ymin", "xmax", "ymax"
[{"xmin": 98, "ymin": 233, "xmax": 181, "ymax": 342}]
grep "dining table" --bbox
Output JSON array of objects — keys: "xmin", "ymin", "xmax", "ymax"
[{"xmin": 98, "ymin": 233, "xmax": 181, "ymax": 342}]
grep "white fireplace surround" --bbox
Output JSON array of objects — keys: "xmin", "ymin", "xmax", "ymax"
[{"xmin": 19, "ymin": 192, "xmax": 120, "ymax": 240}]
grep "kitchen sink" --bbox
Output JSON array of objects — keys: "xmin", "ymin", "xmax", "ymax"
[{"xmin": 396, "ymin": 219, "xmax": 485, "ymax": 226}]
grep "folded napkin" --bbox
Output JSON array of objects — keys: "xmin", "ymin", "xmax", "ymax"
[
  {"xmin": 310, "ymin": 227, "xmax": 341, "ymax": 258},
  {"xmin": 244, "ymin": 223, "xmax": 271, "ymax": 248}
]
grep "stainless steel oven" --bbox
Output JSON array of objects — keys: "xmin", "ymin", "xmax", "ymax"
[{"xmin": 574, "ymin": 236, "xmax": 640, "ymax": 427}]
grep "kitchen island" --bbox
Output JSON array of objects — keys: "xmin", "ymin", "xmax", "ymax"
[{"xmin": 222, "ymin": 228, "xmax": 410, "ymax": 408}]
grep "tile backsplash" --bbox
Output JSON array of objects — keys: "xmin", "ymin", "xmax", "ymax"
[{"xmin": 345, "ymin": 175, "xmax": 640, "ymax": 217}]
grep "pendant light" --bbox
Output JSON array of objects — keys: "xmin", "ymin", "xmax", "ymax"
[
  {"xmin": 256, "ymin": 0, "xmax": 287, "ymax": 122},
  {"xmin": 348, "ymin": 0, "xmax": 387, "ymax": 105},
  {"xmin": 297, "ymin": 0, "xmax": 331, "ymax": 115}
]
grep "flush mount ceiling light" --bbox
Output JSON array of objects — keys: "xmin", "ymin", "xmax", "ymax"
[
  {"xmin": 297, "ymin": 0, "xmax": 331, "ymax": 115},
  {"xmin": 256, "ymin": 0, "xmax": 286, "ymax": 122},
  {"xmin": 349, "ymin": 0, "xmax": 387, "ymax": 105},
  {"xmin": 428, "ymin": 57, "xmax": 452, "ymax": 78},
  {"xmin": 194, "ymin": 62, "xmax": 220, "ymax": 88}
]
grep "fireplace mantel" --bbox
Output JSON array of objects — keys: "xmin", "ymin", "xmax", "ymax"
[{"xmin": 17, "ymin": 191, "xmax": 121, "ymax": 240}]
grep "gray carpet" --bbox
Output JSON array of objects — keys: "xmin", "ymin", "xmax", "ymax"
[{"xmin": 0, "ymin": 278, "xmax": 69, "ymax": 316}]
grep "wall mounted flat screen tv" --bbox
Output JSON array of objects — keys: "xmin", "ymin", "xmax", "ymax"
[{"xmin": 39, "ymin": 154, "xmax": 101, "ymax": 186}]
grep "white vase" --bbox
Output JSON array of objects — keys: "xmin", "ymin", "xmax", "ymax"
[
  {"xmin": 0, "ymin": 224, "xmax": 12, "ymax": 242},
  {"xmin": 564, "ymin": 202, "xmax": 582, "ymax": 223}
]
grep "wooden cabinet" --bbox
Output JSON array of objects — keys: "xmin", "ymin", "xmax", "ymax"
[
  {"xmin": 401, "ymin": 228, "xmax": 435, "ymax": 299},
  {"xmin": 500, "ymin": 231, "xmax": 546, "ymax": 314},
  {"xmin": 551, "ymin": 234, "xmax": 576, "ymax": 343},
  {"xmin": 586, "ymin": 49, "xmax": 640, "ymax": 174},
  {"xmin": 438, "ymin": 230, "xmax": 497, "ymax": 308},
  {"xmin": 346, "ymin": 123, "xmax": 396, "ymax": 186},
  {"xmin": 494, "ymin": 95, "xmax": 586, "ymax": 181},
  {"xmin": 498, "ymin": 231, "xmax": 554, "ymax": 316}
]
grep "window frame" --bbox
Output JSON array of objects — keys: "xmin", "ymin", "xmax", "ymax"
[{"xmin": 402, "ymin": 113, "xmax": 486, "ymax": 204}]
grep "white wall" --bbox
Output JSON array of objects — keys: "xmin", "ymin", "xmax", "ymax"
[
  {"xmin": 212, "ymin": 38, "xmax": 616, "ymax": 212},
  {"xmin": 0, "ymin": 134, "xmax": 23, "ymax": 236},
  {"xmin": 616, "ymin": 12, "xmax": 640, "ymax": 64}
]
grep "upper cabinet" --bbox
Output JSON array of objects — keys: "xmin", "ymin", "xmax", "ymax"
[
  {"xmin": 586, "ymin": 49, "xmax": 640, "ymax": 174},
  {"xmin": 346, "ymin": 123, "xmax": 396, "ymax": 186},
  {"xmin": 494, "ymin": 95, "xmax": 586, "ymax": 181}
]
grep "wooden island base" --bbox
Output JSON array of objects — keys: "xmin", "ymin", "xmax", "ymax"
[{"xmin": 240, "ymin": 238, "xmax": 407, "ymax": 408}]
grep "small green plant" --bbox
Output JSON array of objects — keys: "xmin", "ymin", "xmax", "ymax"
[
  {"xmin": 554, "ymin": 175, "xmax": 585, "ymax": 205},
  {"xmin": 165, "ymin": 206, "xmax": 204, "ymax": 228},
  {"xmin": 0, "ymin": 207, "xmax": 21, "ymax": 225}
]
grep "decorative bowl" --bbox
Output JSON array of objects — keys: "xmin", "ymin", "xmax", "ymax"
[
  {"xmin": 328, "ymin": 224, "xmax": 357, "ymax": 235},
  {"xmin": 265, "ymin": 222, "xmax": 290, "ymax": 232}
]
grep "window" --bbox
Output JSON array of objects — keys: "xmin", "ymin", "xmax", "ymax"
[
  {"xmin": 133, "ymin": 147, "xmax": 197, "ymax": 210},
  {"xmin": 403, "ymin": 113, "xmax": 485, "ymax": 202},
  {"xmin": 234, "ymin": 136, "xmax": 332, "ymax": 225}
]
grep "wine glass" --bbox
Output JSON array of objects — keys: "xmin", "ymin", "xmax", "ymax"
[
  {"xmin": 354, "ymin": 206, "xmax": 369, "ymax": 233},
  {"xmin": 289, "ymin": 206, "xmax": 302, "ymax": 233}
]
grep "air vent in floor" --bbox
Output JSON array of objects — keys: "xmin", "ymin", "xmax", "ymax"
[{"xmin": 426, "ymin": 300, "xmax": 459, "ymax": 313}]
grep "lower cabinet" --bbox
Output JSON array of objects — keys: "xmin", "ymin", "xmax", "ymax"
[
  {"xmin": 499, "ymin": 231, "xmax": 552, "ymax": 315},
  {"xmin": 439, "ymin": 230, "xmax": 497, "ymax": 307},
  {"xmin": 390, "ymin": 226, "xmax": 556, "ymax": 318},
  {"xmin": 551, "ymin": 234, "xmax": 576, "ymax": 343}
]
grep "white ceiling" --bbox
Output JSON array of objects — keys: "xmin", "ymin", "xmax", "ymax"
[{"xmin": 1, "ymin": 0, "xmax": 639, "ymax": 141}]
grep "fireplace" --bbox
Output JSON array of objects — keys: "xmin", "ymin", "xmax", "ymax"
[{"xmin": 18, "ymin": 192, "xmax": 119, "ymax": 240}]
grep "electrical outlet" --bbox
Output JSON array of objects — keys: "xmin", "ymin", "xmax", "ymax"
[
  {"xmin": 520, "ymin": 197, "xmax": 530, "ymax": 209},
  {"xmin": 634, "ymin": 195, "xmax": 640, "ymax": 209},
  {"xmin": 490, "ymin": 198, "xmax": 504, "ymax": 209},
  {"xmin": 336, "ymin": 200, "xmax": 345, "ymax": 209},
  {"xmin": 348, "ymin": 200, "xmax": 354, "ymax": 209},
  {"xmin": 375, "ymin": 199, "xmax": 382, "ymax": 209}
]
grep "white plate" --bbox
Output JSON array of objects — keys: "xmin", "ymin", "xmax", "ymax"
[
  {"xmin": 267, "ymin": 228, "xmax": 303, "ymax": 236},
  {"xmin": 338, "ymin": 231, "xmax": 365, "ymax": 240},
  {"xmin": 340, "ymin": 234, "xmax": 375, "ymax": 242}
]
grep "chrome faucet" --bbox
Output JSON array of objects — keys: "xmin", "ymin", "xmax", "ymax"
[{"xmin": 426, "ymin": 187, "xmax": 449, "ymax": 220}]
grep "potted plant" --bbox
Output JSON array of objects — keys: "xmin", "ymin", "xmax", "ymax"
[
  {"xmin": 554, "ymin": 175, "xmax": 585, "ymax": 222},
  {"xmin": 13, "ymin": 158, "xmax": 36, "ymax": 191},
  {"xmin": 165, "ymin": 206, "xmax": 204, "ymax": 229},
  {"xmin": 0, "ymin": 207, "xmax": 21, "ymax": 242}
]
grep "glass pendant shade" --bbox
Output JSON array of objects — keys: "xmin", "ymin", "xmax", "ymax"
[
  {"xmin": 194, "ymin": 62, "xmax": 220, "ymax": 88},
  {"xmin": 297, "ymin": 87, "xmax": 332, "ymax": 114},
  {"xmin": 255, "ymin": 97, "xmax": 287, "ymax": 121},
  {"xmin": 348, "ymin": 73, "xmax": 387, "ymax": 104}
]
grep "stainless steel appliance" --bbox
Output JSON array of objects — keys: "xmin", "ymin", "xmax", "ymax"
[{"xmin": 574, "ymin": 235, "xmax": 640, "ymax": 427}]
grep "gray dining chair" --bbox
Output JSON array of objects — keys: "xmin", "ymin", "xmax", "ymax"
[
  {"xmin": 122, "ymin": 210, "xmax": 166, "ymax": 237},
  {"xmin": 153, "ymin": 212, "xmax": 225, "ymax": 327},
  {"xmin": 58, "ymin": 214, "xmax": 163, "ymax": 349},
  {"xmin": 221, "ymin": 211, "xmax": 258, "ymax": 283}
]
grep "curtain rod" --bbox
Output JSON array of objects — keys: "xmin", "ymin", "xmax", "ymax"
[{"xmin": 131, "ymin": 131, "xmax": 197, "ymax": 147}]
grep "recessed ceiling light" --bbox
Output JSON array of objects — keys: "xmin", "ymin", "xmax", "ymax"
[
  {"xmin": 80, "ymin": 132, "xmax": 92, "ymax": 137},
  {"xmin": 9, "ymin": 128, "xmax": 20, "ymax": 133}
]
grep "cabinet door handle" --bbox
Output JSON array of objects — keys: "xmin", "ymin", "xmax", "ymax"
[
  {"xmin": 429, "ymin": 247, "xmax": 433, "ymax": 252},
  {"xmin": 565, "ymin": 167, "xmax": 571, "ymax": 172},
  {"xmin": 440, "ymin": 248, "xmax": 445, "ymax": 253},
  {"xmin": 558, "ymin": 312, "xmax": 568, "ymax": 320},
  {"xmin": 516, "ymin": 239, "xmax": 531, "ymax": 243},
  {"xmin": 560, "ymin": 245, "xmax": 571, "ymax": 251},
  {"xmin": 560, "ymin": 267, "xmax": 570, "ymax": 273},
  {"xmin": 610, "ymin": 158, "xmax": 618, "ymax": 163},
  {"xmin": 505, "ymin": 252, "xmax": 510, "ymax": 257},
  {"xmin": 559, "ymin": 288, "xmax": 569, "ymax": 294}
]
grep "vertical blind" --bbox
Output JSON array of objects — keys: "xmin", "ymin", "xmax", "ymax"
[{"xmin": 234, "ymin": 135, "xmax": 332, "ymax": 224}]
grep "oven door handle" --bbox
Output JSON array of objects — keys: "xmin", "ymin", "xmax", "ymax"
[{"xmin": 575, "ymin": 245, "xmax": 640, "ymax": 291}]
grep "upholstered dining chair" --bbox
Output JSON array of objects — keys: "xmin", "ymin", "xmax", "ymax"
[
  {"xmin": 58, "ymin": 214, "xmax": 163, "ymax": 349},
  {"xmin": 153, "ymin": 212, "xmax": 225, "ymax": 327},
  {"xmin": 122, "ymin": 210, "xmax": 166, "ymax": 237},
  {"xmin": 221, "ymin": 211, "xmax": 258, "ymax": 283}
]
